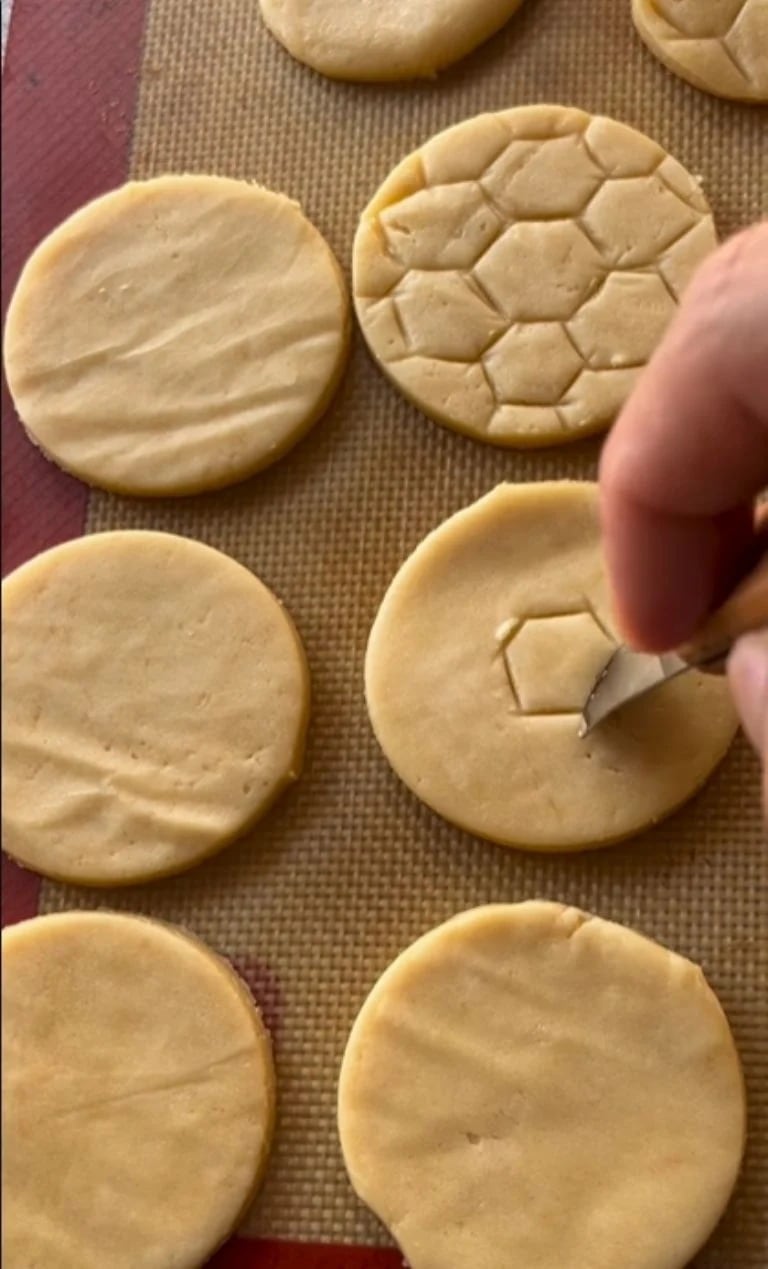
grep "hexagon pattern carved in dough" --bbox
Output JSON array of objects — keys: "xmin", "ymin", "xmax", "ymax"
[
  {"xmin": 632, "ymin": 0, "xmax": 768, "ymax": 103},
  {"xmin": 354, "ymin": 106, "xmax": 718, "ymax": 444},
  {"xmin": 502, "ymin": 611, "xmax": 615, "ymax": 714}
]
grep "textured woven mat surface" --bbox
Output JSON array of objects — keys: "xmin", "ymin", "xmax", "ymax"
[{"xmin": 16, "ymin": 0, "xmax": 767, "ymax": 1262}]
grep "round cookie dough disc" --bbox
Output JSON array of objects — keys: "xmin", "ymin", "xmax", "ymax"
[
  {"xmin": 365, "ymin": 482, "xmax": 737, "ymax": 849},
  {"xmin": 2, "ymin": 911, "xmax": 275, "ymax": 1269},
  {"xmin": 339, "ymin": 902, "xmax": 746, "ymax": 1269},
  {"xmin": 1, "ymin": 531, "xmax": 310, "ymax": 885},
  {"xmin": 3, "ymin": 175, "xmax": 350, "ymax": 495},
  {"xmin": 353, "ymin": 105, "xmax": 716, "ymax": 446},
  {"xmin": 632, "ymin": 0, "xmax": 768, "ymax": 102},
  {"xmin": 259, "ymin": 0, "xmax": 525, "ymax": 82}
]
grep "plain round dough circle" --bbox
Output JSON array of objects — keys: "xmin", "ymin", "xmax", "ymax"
[
  {"xmin": 632, "ymin": 0, "xmax": 768, "ymax": 102},
  {"xmin": 3, "ymin": 175, "xmax": 350, "ymax": 495},
  {"xmin": 339, "ymin": 901, "xmax": 746, "ymax": 1269},
  {"xmin": 365, "ymin": 482, "xmax": 737, "ymax": 849},
  {"xmin": 2, "ymin": 911, "xmax": 275, "ymax": 1269},
  {"xmin": 259, "ymin": 0, "xmax": 525, "ymax": 81},
  {"xmin": 1, "ymin": 530, "xmax": 310, "ymax": 885},
  {"xmin": 353, "ymin": 105, "xmax": 716, "ymax": 447}
]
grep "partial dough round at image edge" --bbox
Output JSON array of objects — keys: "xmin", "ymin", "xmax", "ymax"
[
  {"xmin": 339, "ymin": 901, "xmax": 746, "ymax": 1269},
  {"xmin": 353, "ymin": 104, "xmax": 717, "ymax": 447},
  {"xmin": 259, "ymin": 0, "xmax": 526, "ymax": 82},
  {"xmin": 632, "ymin": 0, "xmax": 768, "ymax": 102},
  {"xmin": 2, "ymin": 911, "xmax": 275, "ymax": 1269},
  {"xmin": 1, "ymin": 530, "xmax": 310, "ymax": 885},
  {"xmin": 3, "ymin": 175, "xmax": 350, "ymax": 495},
  {"xmin": 365, "ymin": 482, "xmax": 738, "ymax": 849}
]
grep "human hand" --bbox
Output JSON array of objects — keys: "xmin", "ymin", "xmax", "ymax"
[{"xmin": 599, "ymin": 221, "xmax": 768, "ymax": 811}]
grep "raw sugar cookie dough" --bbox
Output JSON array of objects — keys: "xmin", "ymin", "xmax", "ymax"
[
  {"xmin": 3, "ymin": 175, "xmax": 350, "ymax": 495},
  {"xmin": 354, "ymin": 105, "xmax": 717, "ymax": 446},
  {"xmin": 339, "ymin": 902, "xmax": 746, "ymax": 1269},
  {"xmin": 259, "ymin": 0, "xmax": 526, "ymax": 81},
  {"xmin": 365, "ymin": 483, "xmax": 737, "ymax": 849},
  {"xmin": 2, "ymin": 911, "xmax": 275, "ymax": 1269},
  {"xmin": 632, "ymin": 0, "xmax": 768, "ymax": 102},
  {"xmin": 1, "ymin": 531, "xmax": 310, "ymax": 885}
]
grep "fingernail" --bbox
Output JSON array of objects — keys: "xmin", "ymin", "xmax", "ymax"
[{"xmin": 728, "ymin": 633, "xmax": 768, "ymax": 754}]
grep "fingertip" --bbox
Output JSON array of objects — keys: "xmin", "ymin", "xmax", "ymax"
[
  {"xmin": 728, "ymin": 632, "xmax": 768, "ymax": 757},
  {"xmin": 600, "ymin": 487, "xmax": 715, "ymax": 651}
]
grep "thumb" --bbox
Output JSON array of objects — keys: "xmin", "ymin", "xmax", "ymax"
[{"xmin": 727, "ymin": 632, "xmax": 768, "ymax": 819}]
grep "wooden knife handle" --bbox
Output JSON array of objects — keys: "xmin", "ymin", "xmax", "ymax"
[{"xmin": 679, "ymin": 555, "xmax": 768, "ymax": 668}]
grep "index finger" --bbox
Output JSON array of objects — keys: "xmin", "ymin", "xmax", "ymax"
[{"xmin": 599, "ymin": 223, "xmax": 768, "ymax": 652}]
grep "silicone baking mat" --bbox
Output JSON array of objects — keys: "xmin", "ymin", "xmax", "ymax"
[{"xmin": 2, "ymin": 1, "xmax": 767, "ymax": 1265}]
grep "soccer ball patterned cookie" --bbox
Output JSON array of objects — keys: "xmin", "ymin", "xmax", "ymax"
[
  {"xmin": 632, "ymin": 0, "xmax": 768, "ymax": 102},
  {"xmin": 354, "ymin": 105, "xmax": 717, "ymax": 448}
]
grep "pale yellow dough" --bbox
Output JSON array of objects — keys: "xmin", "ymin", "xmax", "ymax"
[
  {"xmin": 339, "ymin": 902, "xmax": 746, "ymax": 1269},
  {"xmin": 354, "ymin": 105, "xmax": 716, "ymax": 446},
  {"xmin": 632, "ymin": 0, "xmax": 768, "ymax": 102},
  {"xmin": 365, "ymin": 483, "xmax": 737, "ymax": 849},
  {"xmin": 1, "ymin": 531, "xmax": 309, "ymax": 885},
  {"xmin": 259, "ymin": 0, "xmax": 525, "ymax": 81},
  {"xmin": 3, "ymin": 175, "xmax": 350, "ymax": 495},
  {"xmin": 2, "ymin": 911, "xmax": 275, "ymax": 1269}
]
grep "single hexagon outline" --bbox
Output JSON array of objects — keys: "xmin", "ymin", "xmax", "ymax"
[
  {"xmin": 578, "ymin": 174, "xmax": 701, "ymax": 270},
  {"xmin": 565, "ymin": 271, "xmax": 678, "ymax": 370},
  {"xmin": 482, "ymin": 321, "xmax": 585, "ymax": 407},
  {"xmin": 391, "ymin": 269, "xmax": 507, "ymax": 362},
  {"xmin": 499, "ymin": 608, "xmax": 615, "ymax": 715},
  {"xmin": 378, "ymin": 180, "xmax": 505, "ymax": 273},
  {"xmin": 479, "ymin": 133, "xmax": 605, "ymax": 221},
  {"xmin": 473, "ymin": 219, "xmax": 606, "ymax": 324}
]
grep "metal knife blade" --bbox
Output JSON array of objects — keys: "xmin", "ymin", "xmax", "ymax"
[
  {"xmin": 580, "ymin": 552, "xmax": 768, "ymax": 737},
  {"xmin": 579, "ymin": 648, "xmax": 690, "ymax": 736}
]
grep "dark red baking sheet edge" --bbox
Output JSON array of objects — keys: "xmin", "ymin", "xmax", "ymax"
[
  {"xmin": 1, "ymin": 2, "xmax": 398, "ymax": 1264},
  {"xmin": 1, "ymin": 0, "xmax": 148, "ymax": 919}
]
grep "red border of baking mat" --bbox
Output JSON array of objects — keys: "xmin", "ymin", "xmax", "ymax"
[
  {"xmin": 1, "ymin": 0, "xmax": 150, "ymax": 578},
  {"xmin": 1, "ymin": 0, "xmax": 150, "ymax": 922},
  {"xmin": 209, "ymin": 1242, "xmax": 400, "ymax": 1268},
  {"xmin": 1, "ymin": 4, "xmax": 397, "ymax": 1263}
]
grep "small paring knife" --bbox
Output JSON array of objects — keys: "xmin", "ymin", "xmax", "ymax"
[{"xmin": 580, "ymin": 557, "xmax": 768, "ymax": 736}]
